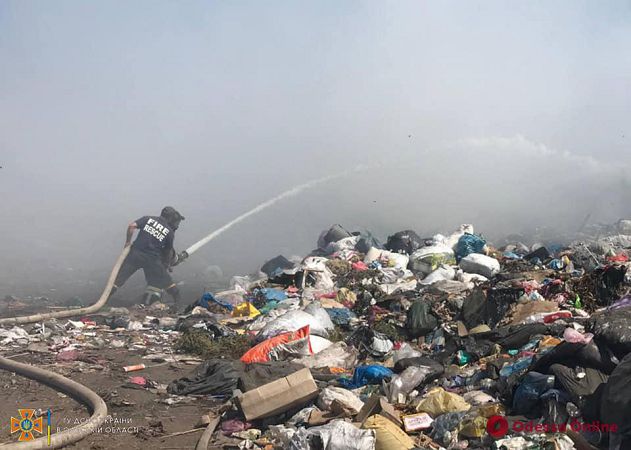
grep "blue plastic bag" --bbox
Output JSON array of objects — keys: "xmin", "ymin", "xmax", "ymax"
[
  {"xmin": 254, "ymin": 288, "xmax": 288, "ymax": 302},
  {"xmin": 548, "ymin": 259, "xmax": 564, "ymax": 270},
  {"xmin": 326, "ymin": 308, "xmax": 356, "ymax": 326},
  {"xmin": 338, "ymin": 365, "xmax": 393, "ymax": 389},
  {"xmin": 456, "ymin": 233, "xmax": 486, "ymax": 262},
  {"xmin": 512, "ymin": 371, "xmax": 555, "ymax": 415},
  {"xmin": 195, "ymin": 292, "xmax": 234, "ymax": 311}
]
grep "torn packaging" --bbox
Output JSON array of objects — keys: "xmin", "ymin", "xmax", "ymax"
[
  {"xmin": 241, "ymin": 326, "xmax": 312, "ymax": 364},
  {"xmin": 356, "ymin": 395, "xmax": 402, "ymax": 426}
]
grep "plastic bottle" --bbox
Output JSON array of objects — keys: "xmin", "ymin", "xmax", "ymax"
[
  {"xmin": 479, "ymin": 378, "xmax": 496, "ymax": 391},
  {"xmin": 457, "ymin": 350, "xmax": 471, "ymax": 366},
  {"xmin": 499, "ymin": 356, "xmax": 533, "ymax": 377}
]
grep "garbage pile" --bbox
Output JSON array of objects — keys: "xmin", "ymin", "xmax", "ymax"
[
  {"xmin": 162, "ymin": 222, "xmax": 631, "ymax": 449},
  {"xmin": 2, "ymin": 221, "xmax": 631, "ymax": 449}
]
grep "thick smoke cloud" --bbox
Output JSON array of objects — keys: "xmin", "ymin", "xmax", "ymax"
[{"xmin": 1, "ymin": 1, "xmax": 630, "ymax": 301}]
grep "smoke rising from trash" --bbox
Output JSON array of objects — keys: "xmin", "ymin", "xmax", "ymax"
[{"xmin": 1, "ymin": 1, "xmax": 631, "ymax": 301}]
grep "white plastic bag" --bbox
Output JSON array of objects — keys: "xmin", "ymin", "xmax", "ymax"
[
  {"xmin": 289, "ymin": 420, "xmax": 375, "ymax": 450},
  {"xmin": 257, "ymin": 310, "xmax": 332, "ymax": 340},
  {"xmin": 325, "ymin": 236, "xmax": 360, "ymax": 254},
  {"xmin": 378, "ymin": 280, "xmax": 418, "ymax": 295},
  {"xmin": 309, "ymin": 335, "xmax": 333, "ymax": 354},
  {"xmin": 364, "ymin": 248, "xmax": 409, "ymax": 269},
  {"xmin": 456, "ymin": 270, "xmax": 489, "ymax": 284},
  {"xmin": 385, "ymin": 366, "xmax": 435, "ymax": 403},
  {"xmin": 409, "ymin": 244, "xmax": 455, "ymax": 275},
  {"xmin": 293, "ymin": 342, "xmax": 358, "ymax": 369},
  {"xmin": 317, "ymin": 387, "xmax": 364, "ymax": 414},
  {"xmin": 420, "ymin": 265, "xmax": 456, "ymax": 285},
  {"xmin": 301, "ymin": 257, "xmax": 336, "ymax": 290},
  {"xmin": 444, "ymin": 224, "xmax": 475, "ymax": 249},
  {"xmin": 303, "ymin": 303, "xmax": 335, "ymax": 332},
  {"xmin": 392, "ymin": 342, "xmax": 422, "ymax": 364},
  {"xmin": 459, "ymin": 253, "xmax": 500, "ymax": 278},
  {"xmin": 463, "ymin": 390, "xmax": 496, "ymax": 405}
]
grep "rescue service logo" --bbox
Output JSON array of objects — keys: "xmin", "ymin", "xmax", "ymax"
[
  {"xmin": 10, "ymin": 409, "xmax": 43, "ymax": 442},
  {"xmin": 10, "ymin": 408, "xmax": 52, "ymax": 444}
]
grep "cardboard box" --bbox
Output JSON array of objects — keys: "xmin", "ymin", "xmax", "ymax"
[
  {"xmin": 236, "ymin": 368, "xmax": 318, "ymax": 421},
  {"xmin": 356, "ymin": 394, "xmax": 402, "ymax": 426}
]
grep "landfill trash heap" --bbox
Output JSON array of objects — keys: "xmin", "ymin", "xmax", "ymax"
[{"xmin": 4, "ymin": 221, "xmax": 631, "ymax": 450}]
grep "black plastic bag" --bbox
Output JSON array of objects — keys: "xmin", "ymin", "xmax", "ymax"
[
  {"xmin": 462, "ymin": 288, "xmax": 488, "ymax": 329},
  {"xmin": 589, "ymin": 306, "xmax": 631, "ymax": 359},
  {"xmin": 531, "ymin": 341, "xmax": 618, "ymax": 375},
  {"xmin": 461, "ymin": 286, "xmax": 522, "ymax": 329},
  {"xmin": 541, "ymin": 389, "xmax": 570, "ymax": 425},
  {"xmin": 512, "ymin": 371, "xmax": 555, "ymax": 416},
  {"xmin": 549, "ymin": 364, "xmax": 608, "ymax": 405},
  {"xmin": 355, "ymin": 232, "xmax": 383, "ymax": 254},
  {"xmin": 459, "ymin": 336, "xmax": 497, "ymax": 359},
  {"xmin": 167, "ymin": 359, "xmax": 239, "ymax": 396},
  {"xmin": 406, "ymin": 300, "xmax": 438, "ymax": 338},
  {"xmin": 385, "ymin": 230, "xmax": 423, "ymax": 255},
  {"xmin": 486, "ymin": 286, "xmax": 524, "ymax": 328},
  {"xmin": 600, "ymin": 353, "xmax": 631, "ymax": 437},
  {"xmin": 525, "ymin": 246, "xmax": 550, "ymax": 262},
  {"xmin": 493, "ymin": 323, "xmax": 550, "ymax": 349},
  {"xmin": 317, "ymin": 224, "xmax": 352, "ymax": 249},
  {"xmin": 238, "ymin": 361, "xmax": 306, "ymax": 392},
  {"xmin": 260, "ymin": 255, "xmax": 295, "ymax": 277}
]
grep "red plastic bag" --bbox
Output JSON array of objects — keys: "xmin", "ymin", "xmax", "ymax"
[
  {"xmin": 607, "ymin": 253, "xmax": 629, "ymax": 263},
  {"xmin": 543, "ymin": 311, "xmax": 572, "ymax": 324},
  {"xmin": 352, "ymin": 261, "xmax": 369, "ymax": 271},
  {"xmin": 241, "ymin": 325, "xmax": 312, "ymax": 364}
]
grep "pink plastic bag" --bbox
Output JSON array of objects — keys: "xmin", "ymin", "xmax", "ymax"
[{"xmin": 563, "ymin": 328, "xmax": 593, "ymax": 344}]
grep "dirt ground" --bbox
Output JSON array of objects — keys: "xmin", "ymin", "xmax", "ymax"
[{"xmin": 0, "ymin": 298, "xmax": 236, "ymax": 449}]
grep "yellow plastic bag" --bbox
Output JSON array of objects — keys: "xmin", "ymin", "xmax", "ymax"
[
  {"xmin": 336, "ymin": 288, "xmax": 357, "ymax": 306},
  {"xmin": 477, "ymin": 403, "xmax": 504, "ymax": 418},
  {"xmin": 363, "ymin": 415, "xmax": 415, "ymax": 450},
  {"xmin": 458, "ymin": 415, "xmax": 487, "ymax": 438},
  {"xmin": 232, "ymin": 302, "xmax": 261, "ymax": 318},
  {"xmin": 415, "ymin": 387, "xmax": 471, "ymax": 417}
]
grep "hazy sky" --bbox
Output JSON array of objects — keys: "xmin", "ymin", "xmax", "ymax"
[{"xmin": 1, "ymin": 1, "xmax": 630, "ymax": 299}]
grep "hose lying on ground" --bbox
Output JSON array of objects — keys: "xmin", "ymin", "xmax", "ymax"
[
  {"xmin": 0, "ymin": 356, "xmax": 108, "ymax": 449},
  {"xmin": 0, "ymin": 246, "xmax": 130, "ymax": 326},
  {"xmin": 194, "ymin": 416, "xmax": 220, "ymax": 450}
]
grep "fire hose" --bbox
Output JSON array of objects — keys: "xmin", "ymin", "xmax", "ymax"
[
  {"xmin": 0, "ymin": 356, "xmax": 108, "ymax": 449},
  {"xmin": 0, "ymin": 247, "xmax": 129, "ymax": 448},
  {"xmin": 0, "ymin": 231, "xmax": 249, "ymax": 448},
  {"xmin": 0, "ymin": 247, "xmax": 130, "ymax": 326}
]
